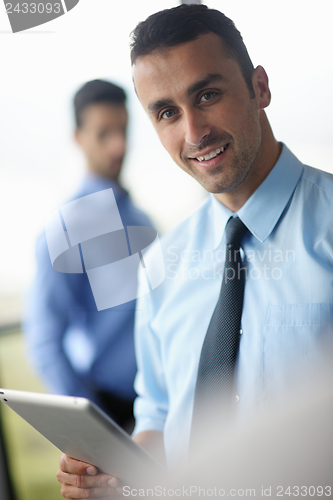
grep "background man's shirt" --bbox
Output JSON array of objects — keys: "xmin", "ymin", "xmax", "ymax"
[
  {"xmin": 133, "ymin": 145, "xmax": 333, "ymax": 467},
  {"xmin": 24, "ymin": 173, "xmax": 152, "ymax": 405}
]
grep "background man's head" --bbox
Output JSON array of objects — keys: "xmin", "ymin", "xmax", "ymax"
[
  {"xmin": 130, "ymin": 4, "xmax": 255, "ymax": 98},
  {"xmin": 74, "ymin": 79, "xmax": 128, "ymax": 181}
]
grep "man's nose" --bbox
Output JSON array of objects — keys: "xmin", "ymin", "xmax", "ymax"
[{"xmin": 184, "ymin": 110, "xmax": 210, "ymax": 147}]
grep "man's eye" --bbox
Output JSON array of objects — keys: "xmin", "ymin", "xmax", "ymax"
[
  {"xmin": 161, "ymin": 109, "xmax": 176, "ymax": 120},
  {"xmin": 201, "ymin": 91, "xmax": 216, "ymax": 102}
]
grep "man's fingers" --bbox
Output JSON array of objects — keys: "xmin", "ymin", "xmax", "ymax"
[
  {"xmin": 60, "ymin": 483, "xmax": 119, "ymax": 499},
  {"xmin": 57, "ymin": 470, "xmax": 115, "ymax": 489},
  {"xmin": 107, "ymin": 477, "xmax": 121, "ymax": 488},
  {"xmin": 59, "ymin": 454, "xmax": 99, "ymax": 476},
  {"xmin": 57, "ymin": 454, "xmax": 122, "ymax": 499}
]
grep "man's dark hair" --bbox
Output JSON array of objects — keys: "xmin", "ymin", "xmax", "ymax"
[
  {"xmin": 130, "ymin": 4, "xmax": 255, "ymax": 98},
  {"xmin": 74, "ymin": 79, "xmax": 127, "ymax": 128}
]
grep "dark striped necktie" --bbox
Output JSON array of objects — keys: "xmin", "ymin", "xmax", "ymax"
[{"xmin": 190, "ymin": 216, "xmax": 249, "ymax": 448}]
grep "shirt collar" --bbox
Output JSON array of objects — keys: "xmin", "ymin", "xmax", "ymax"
[
  {"xmin": 78, "ymin": 173, "xmax": 128, "ymax": 201},
  {"xmin": 211, "ymin": 143, "xmax": 304, "ymax": 250}
]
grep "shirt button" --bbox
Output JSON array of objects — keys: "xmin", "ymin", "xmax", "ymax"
[
  {"xmin": 235, "ymin": 395, "xmax": 240, "ymax": 403},
  {"xmin": 239, "ymin": 329, "xmax": 243, "ymax": 334}
]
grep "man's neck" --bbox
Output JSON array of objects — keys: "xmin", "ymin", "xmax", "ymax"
[
  {"xmin": 214, "ymin": 114, "xmax": 281, "ymax": 212},
  {"xmin": 86, "ymin": 168, "xmax": 121, "ymax": 185}
]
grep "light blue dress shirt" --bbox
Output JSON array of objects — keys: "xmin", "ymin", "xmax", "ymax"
[
  {"xmin": 24, "ymin": 173, "xmax": 152, "ymax": 404},
  {"xmin": 133, "ymin": 145, "xmax": 333, "ymax": 467}
]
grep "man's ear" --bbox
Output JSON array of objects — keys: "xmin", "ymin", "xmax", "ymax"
[{"xmin": 252, "ymin": 65, "xmax": 271, "ymax": 109}]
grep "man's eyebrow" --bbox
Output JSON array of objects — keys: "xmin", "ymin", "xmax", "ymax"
[
  {"xmin": 186, "ymin": 73, "xmax": 225, "ymax": 97},
  {"xmin": 147, "ymin": 97, "xmax": 174, "ymax": 115}
]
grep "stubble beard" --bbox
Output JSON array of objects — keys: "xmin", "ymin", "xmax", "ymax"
[
  {"xmin": 207, "ymin": 131, "xmax": 262, "ymax": 194},
  {"xmin": 182, "ymin": 103, "xmax": 262, "ymax": 195}
]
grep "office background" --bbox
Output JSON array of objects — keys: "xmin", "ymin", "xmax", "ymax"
[{"xmin": 0, "ymin": 1, "xmax": 332, "ymax": 498}]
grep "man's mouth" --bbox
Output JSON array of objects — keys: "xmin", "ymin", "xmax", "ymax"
[
  {"xmin": 196, "ymin": 145, "xmax": 227, "ymax": 162},
  {"xmin": 189, "ymin": 143, "xmax": 229, "ymax": 163}
]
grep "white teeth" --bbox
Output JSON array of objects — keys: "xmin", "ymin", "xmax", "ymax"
[{"xmin": 196, "ymin": 146, "xmax": 225, "ymax": 162}]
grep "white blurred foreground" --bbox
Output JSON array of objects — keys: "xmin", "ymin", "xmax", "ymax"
[{"xmin": 126, "ymin": 340, "xmax": 333, "ymax": 498}]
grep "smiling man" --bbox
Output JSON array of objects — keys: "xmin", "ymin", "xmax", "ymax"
[{"xmin": 57, "ymin": 5, "xmax": 333, "ymax": 498}]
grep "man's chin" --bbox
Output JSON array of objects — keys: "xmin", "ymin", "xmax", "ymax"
[
  {"xmin": 104, "ymin": 164, "xmax": 123, "ymax": 181},
  {"xmin": 189, "ymin": 172, "xmax": 231, "ymax": 194}
]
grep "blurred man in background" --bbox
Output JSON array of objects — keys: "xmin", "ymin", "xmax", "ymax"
[{"xmin": 24, "ymin": 79, "xmax": 152, "ymax": 433}]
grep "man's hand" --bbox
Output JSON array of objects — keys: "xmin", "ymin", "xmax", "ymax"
[
  {"xmin": 56, "ymin": 454, "xmax": 122, "ymax": 499},
  {"xmin": 56, "ymin": 431, "xmax": 164, "ymax": 498}
]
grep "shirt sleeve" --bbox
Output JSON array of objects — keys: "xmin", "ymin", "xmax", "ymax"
[
  {"xmin": 132, "ymin": 267, "xmax": 168, "ymax": 436},
  {"xmin": 23, "ymin": 232, "xmax": 98, "ymax": 402}
]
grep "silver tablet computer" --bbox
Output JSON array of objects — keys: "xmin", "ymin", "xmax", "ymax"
[{"xmin": 0, "ymin": 388, "xmax": 165, "ymax": 487}]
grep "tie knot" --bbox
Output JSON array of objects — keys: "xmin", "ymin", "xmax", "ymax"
[{"xmin": 225, "ymin": 217, "xmax": 248, "ymax": 247}]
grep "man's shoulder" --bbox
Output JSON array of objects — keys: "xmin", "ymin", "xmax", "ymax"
[
  {"xmin": 159, "ymin": 196, "xmax": 211, "ymax": 252},
  {"xmin": 140, "ymin": 196, "xmax": 211, "ymax": 270},
  {"xmin": 122, "ymin": 199, "xmax": 153, "ymax": 227},
  {"xmin": 301, "ymin": 164, "xmax": 333, "ymax": 194},
  {"xmin": 65, "ymin": 177, "xmax": 153, "ymax": 227},
  {"xmin": 295, "ymin": 164, "xmax": 333, "ymax": 246},
  {"xmin": 35, "ymin": 229, "xmax": 49, "ymax": 257},
  {"xmin": 138, "ymin": 196, "xmax": 212, "ymax": 300}
]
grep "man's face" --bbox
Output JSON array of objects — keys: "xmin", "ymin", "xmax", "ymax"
[
  {"xmin": 133, "ymin": 33, "xmax": 265, "ymax": 195},
  {"xmin": 76, "ymin": 103, "xmax": 128, "ymax": 181}
]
